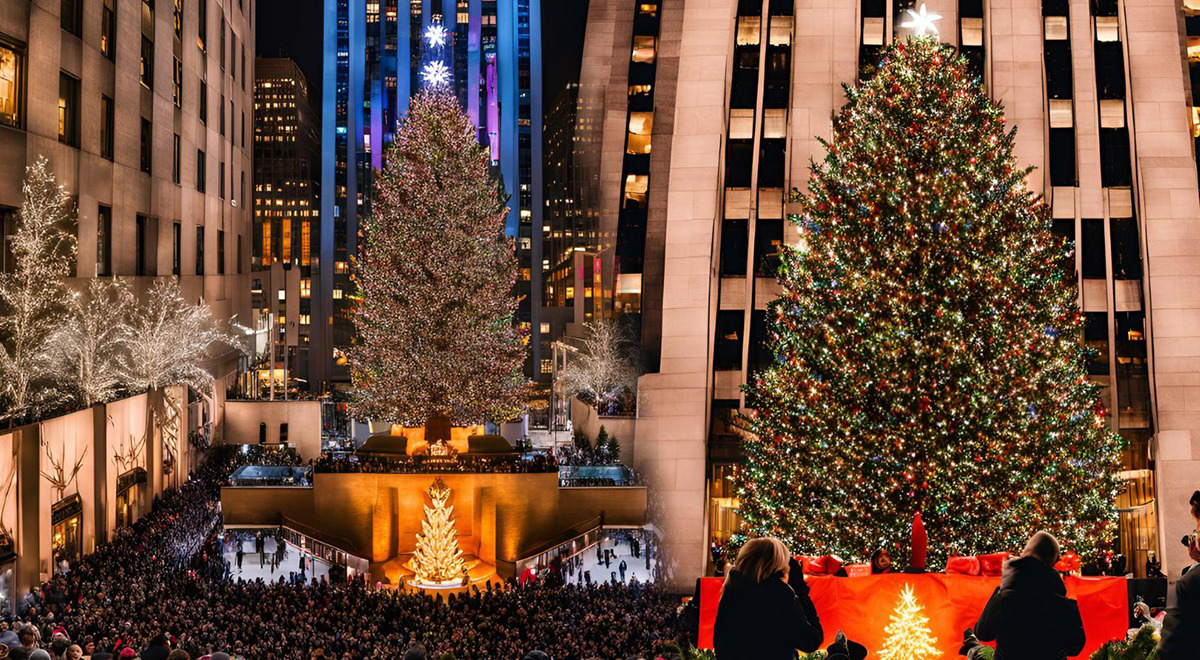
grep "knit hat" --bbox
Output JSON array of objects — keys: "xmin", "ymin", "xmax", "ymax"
[
  {"xmin": 28, "ymin": 651, "xmax": 51, "ymax": 660},
  {"xmin": 120, "ymin": 648, "xmax": 137, "ymax": 658}
]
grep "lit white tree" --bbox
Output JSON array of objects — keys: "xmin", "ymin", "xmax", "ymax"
[
  {"xmin": 50, "ymin": 278, "xmax": 135, "ymax": 408},
  {"xmin": 0, "ymin": 157, "xmax": 77, "ymax": 424},
  {"xmin": 557, "ymin": 319, "xmax": 641, "ymax": 414},
  {"xmin": 121, "ymin": 278, "xmax": 243, "ymax": 476},
  {"xmin": 120, "ymin": 278, "xmax": 243, "ymax": 394}
]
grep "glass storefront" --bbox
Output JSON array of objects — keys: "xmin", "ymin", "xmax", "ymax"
[
  {"xmin": 116, "ymin": 468, "xmax": 147, "ymax": 529},
  {"xmin": 51, "ymin": 494, "xmax": 82, "ymax": 574}
]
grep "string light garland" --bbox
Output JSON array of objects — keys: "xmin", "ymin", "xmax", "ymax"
[
  {"xmin": 736, "ymin": 38, "xmax": 1124, "ymax": 567},
  {"xmin": 348, "ymin": 89, "xmax": 527, "ymax": 428}
]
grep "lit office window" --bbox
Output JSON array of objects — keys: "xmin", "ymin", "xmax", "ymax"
[
  {"xmin": 626, "ymin": 112, "xmax": 653, "ymax": 155},
  {"xmin": 631, "ymin": 36, "xmax": 656, "ymax": 64},
  {"xmin": 0, "ymin": 44, "xmax": 19, "ymax": 128}
]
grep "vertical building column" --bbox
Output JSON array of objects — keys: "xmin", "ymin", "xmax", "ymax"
[
  {"xmin": 634, "ymin": 0, "xmax": 736, "ymax": 587},
  {"xmin": 1125, "ymin": 0, "xmax": 1200, "ymax": 577}
]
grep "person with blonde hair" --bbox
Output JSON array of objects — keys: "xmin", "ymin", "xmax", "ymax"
[{"xmin": 712, "ymin": 537, "xmax": 823, "ymax": 660}]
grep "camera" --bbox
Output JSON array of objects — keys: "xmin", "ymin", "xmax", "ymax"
[{"xmin": 1183, "ymin": 532, "xmax": 1199, "ymax": 549}]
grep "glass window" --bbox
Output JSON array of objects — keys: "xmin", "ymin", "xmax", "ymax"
[
  {"xmin": 97, "ymin": 205, "xmax": 112, "ymax": 276},
  {"xmin": 863, "ymin": 16, "xmax": 885, "ymax": 46},
  {"xmin": 758, "ymin": 138, "xmax": 786, "ymax": 188},
  {"xmin": 197, "ymin": 0, "xmax": 206, "ymax": 50},
  {"xmin": 218, "ymin": 161, "xmax": 225, "ymax": 198},
  {"xmin": 736, "ymin": 17, "xmax": 760, "ymax": 46},
  {"xmin": 769, "ymin": 15, "xmax": 792, "ymax": 45},
  {"xmin": 719, "ymin": 218, "xmax": 748, "ymax": 276},
  {"xmin": 135, "ymin": 215, "xmax": 150, "ymax": 276},
  {"xmin": 173, "ymin": 57, "xmax": 183, "ymax": 106},
  {"xmin": 100, "ymin": 95, "xmax": 114, "ymax": 159},
  {"xmin": 725, "ymin": 140, "xmax": 753, "ymax": 188},
  {"xmin": 714, "ymin": 310, "xmax": 744, "ymax": 371},
  {"xmin": 626, "ymin": 111, "xmax": 653, "ymax": 155},
  {"xmin": 762, "ymin": 108, "xmax": 787, "ymax": 138},
  {"xmin": 1099, "ymin": 99, "xmax": 1125, "ymax": 128},
  {"xmin": 1095, "ymin": 16, "xmax": 1119, "ymax": 42},
  {"xmin": 174, "ymin": 0, "xmax": 183, "ymax": 38},
  {"xmin": 218, "ymin": 229, "xmax": 225, "ymax": 274},
  {"xmin": 1048, "ymin": 127, "xmax": 1076, "ymax": 187},
  {"xmin": 1044, "ymin": 15, "xmax": 1068, "ymax": 40},
  {"xmin": 199, "ymin": 82, "xmax": 207, "ymax": 123},
  {"xmin": 1114, "ymin": 311, "xmax": 1149, "ymax": 428},
  {"xmin": 1084, "ymin": 312, "xmax": 1110, "ymax": 376},
  {"xmin": 196, "ymin": 149, "xmax": 205, "ymax": 191},
  {"xmin": 622, "ymin": 174, "xmax": 648, "ymax": 209},
  {"xmin": 1110, "ymin": 217, "xmax": 1142, "ymax": 280},
  {"xmin": 141, "ymin": 37, "xmax": 154, "ymax": 88},
  {"xmin": 754, "ymin": 218, "xmax": 784, "ymax": 276},
  {"xmin": 0, "ymin": 44, "xmax": 20, "ymax": 128},
  {"xmin": 1099, "ymin": 128, "xmax": 1132, "ymax": 187},
  {"xmin": 1081, "ymin": 218, "xmax": 1105, "ymax": 279},
  {"xmin": 196, "ymin": 225, "xmax": 205, "ymax": 275},
  {"xmin": 102, "ymin": 0, "xmax": 116, "ymax": 58},
  {"xmin": 61, "ymin": 0, "xmax": 83, "ymax": 36},
  {"xmin": 172, "ymin": 222, "xmax": 181, "ymax": 275},
  {"xmin": 219, "ymin": 93, "xmax": 225, "ymax": 135},
  {"xmin": 140, "ymin": 118, "xmax": 152, "ymax": 172},
  {"xmin": 58, "ymin": 73, "xmax": 79, "ymax": 146},
  {"xmin": 960, "ymin": 17, "xmax": 983, "ymax": 47},
  {"xmin": 1044, "ymin": 41, "xmax": 1073, "ymax": 99},
  {"xmin": 631, "ymin": 36, "xmax": 656, "ymax": 64},
  {"xmin": 172, "ymin": 133, "xmax": 181, "ymax": 183},
  {"xmin": 1048, "ymin": 99, "xmax": 1073, "ymax": 128}
]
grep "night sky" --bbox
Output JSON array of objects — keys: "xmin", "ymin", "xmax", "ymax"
[{"xmin": 254, "ymin": 1, "xmax": 591, "ymax": 120}]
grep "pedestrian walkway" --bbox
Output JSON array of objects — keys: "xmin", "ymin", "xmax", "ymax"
[
  {"xmin": 566, "ymin": 534, "xmax": 657, "ymax": 586},
  {"xmin": 223, "ymin": 535, "xmax": 332, "ymax": 584}
]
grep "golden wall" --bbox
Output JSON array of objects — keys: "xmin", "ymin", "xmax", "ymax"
[{"xmin": 221, "ymin": 473, "xmax": 648, "ymax": 578}]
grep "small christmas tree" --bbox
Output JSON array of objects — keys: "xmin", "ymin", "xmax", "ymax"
[
  {"xmin": 411, "ymin": 478, "xmax": 466, "ymax": 585},
  {"xmin": 879, "ymin": 584, "xmax": 941, "ymax": 660}
]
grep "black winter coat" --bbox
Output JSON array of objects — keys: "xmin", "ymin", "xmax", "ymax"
[
  {"xmin": 1158, "ymin": 563, "xmax": 1200, "ymax": 660},
  {"xmin": 713, "ymin": 567, "xmax": 823, "ymax": 660},
  {"xmin": 974, "ymin": 557, "xmax": 1085, "ymax": 660}
]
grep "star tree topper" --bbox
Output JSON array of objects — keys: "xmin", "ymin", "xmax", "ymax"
[{"xmin": 901, "ymin": 3, "xmax": 942, "ymax": 37}]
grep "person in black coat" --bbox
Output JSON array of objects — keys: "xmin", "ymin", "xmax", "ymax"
[
  {"xmin": 713, "ymin": 537, "xmax": 823, "ymax": 660},
  {"xmin": 971, "ymin": 531, "xmax": 1085, "ymax": 660},
  {"xmin": 1157, "ymin": 490, "xmax": 1200, "ymax": 660}
]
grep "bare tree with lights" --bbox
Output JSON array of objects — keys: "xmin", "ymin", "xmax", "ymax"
[
  {"xmin": 558, "ymin": 319, "xmax": 641, "ymax": 415},
  {"xmin": 0, "ymin": 157, "xmax": 78, "ymax": 424},
  {"xmin": 349, "ymin": 89, "xmax": 527, "ymax": 431},
  {"xmin": 50, "ymin": 278, "xmax": 135, "ymax": 409},
  {"xmin": 121, "ymin": 278, "xmax": 242, "ymax": 474}
]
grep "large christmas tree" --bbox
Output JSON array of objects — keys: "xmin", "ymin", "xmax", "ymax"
[
  {"xmin": 738, "ymin": 38, "xmax": 1123, "ymax": 565},
  {"xmin": 349, "ymin": 89, "xmax": 527, "ymax": 428}
]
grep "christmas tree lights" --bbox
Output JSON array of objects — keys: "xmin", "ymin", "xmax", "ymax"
[
  {"xmin": 348, "ymin": 89, "xmax": 527, "ymax": 427},
  {"xmin": 737, "ymin": 38, "xmax": 1124, "ymax": 565},
  {"xmin": 411, "ymin": 478, "xmax": 467, "ymax": 586},
  {"xmin": 879, "ymin": 584, "xmax": 941, "ymax": 660}
]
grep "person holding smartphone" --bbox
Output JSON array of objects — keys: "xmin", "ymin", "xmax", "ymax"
[
  {"xmin": 713, "ymin": 537, "xmax": 823, "ymax": 660},
  {"xmin": 1158, "ymin": 490, "xmax": 1200, "ymax": 659}
]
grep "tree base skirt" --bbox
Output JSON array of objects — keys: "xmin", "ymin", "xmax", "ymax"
[{"xmin": 696, "ymin": 573, "xmax": 1130, "ymax": 658}]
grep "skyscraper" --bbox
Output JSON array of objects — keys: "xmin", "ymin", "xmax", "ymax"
[
  {"xmin": 572, "ymin": 0, "xmax": 1200, "ymax": 583},
  {"xmin": 321, "ymin": 0, "xmax": 543, "ymax": 385},
  {"xmin": 0, "ymin": 0, "xmax": 253, "ymax": 383},
  {"xmin": 252, "ymin": 57, "xmax": 326, "ymax": 395}
]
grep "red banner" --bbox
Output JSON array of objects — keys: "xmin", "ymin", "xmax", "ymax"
[{"xmin": 697, "ymin": 573, "xmax": 1128, "ymax": 659}]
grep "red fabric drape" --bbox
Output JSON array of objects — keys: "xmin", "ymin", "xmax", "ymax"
[{"xmin": 697, "ymin": 573, "xmax": 1127, "ymax": 659}]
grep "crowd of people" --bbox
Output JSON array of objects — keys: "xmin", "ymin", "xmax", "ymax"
[
  {"xmin": 313, "ymin": 452, "xmax": 559, "ymax": 475},
  {"xmin": 4, "ymin": 446, "xmax": 684, "ymax": 660}
]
